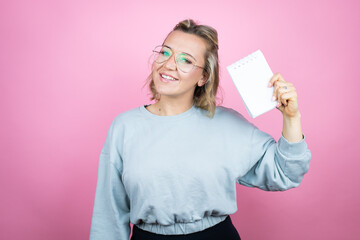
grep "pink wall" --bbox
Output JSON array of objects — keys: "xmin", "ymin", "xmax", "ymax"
[{"xmin": 1, "ymin": 0, "xmax": 359, "ymax": 239}]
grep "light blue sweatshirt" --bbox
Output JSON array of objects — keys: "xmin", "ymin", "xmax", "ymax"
[{"xmin": 89, "ymin": 105, "xmax": 311, "ymax": 239}]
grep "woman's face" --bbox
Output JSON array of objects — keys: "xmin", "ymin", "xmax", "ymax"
[{"xmin": 151, "ymin": 30, "xmax": 208, "ymax": 101}]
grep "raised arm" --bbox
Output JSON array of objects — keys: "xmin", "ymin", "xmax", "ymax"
[
  {"xmin": 237, "ymin": 73, "xmax": 311, "ymax": 190},
  {"xmin": 268, "ymin": 72, "xmax": 303, "ymax": 143}
]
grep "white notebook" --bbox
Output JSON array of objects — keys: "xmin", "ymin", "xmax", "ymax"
[{"xmin": 227, "ymin": 50, "xmax": 277, "ymax": 118}]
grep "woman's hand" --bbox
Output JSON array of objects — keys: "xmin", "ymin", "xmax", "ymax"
[
  {"xmin": 268, "ymin": 73, "xmax": 303, "ymax": 142},
  {"xmin": 268, "ymin": 73, "xmax": 301, "ymax": 119}
]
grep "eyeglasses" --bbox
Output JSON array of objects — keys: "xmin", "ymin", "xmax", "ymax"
[{"xmin": 152, "ymin": 45, "xmax": 205, "ymax": 73}]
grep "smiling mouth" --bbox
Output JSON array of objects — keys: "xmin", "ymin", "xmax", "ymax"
[{"xmin": 160, "ymin": 73, "xmax": 178, "ymax": 81}]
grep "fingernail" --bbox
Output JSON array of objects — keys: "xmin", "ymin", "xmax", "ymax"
[
  {"xmin": 272, "ymin": 96, "xmax": 276, "ymax": 101},
  {"xmin": 268, "ymin": 83, "xmax": 272, "ymax": 87},
  {"xmin": 276, "ymin": 102, "xmax": 281, "ymax": 108}
]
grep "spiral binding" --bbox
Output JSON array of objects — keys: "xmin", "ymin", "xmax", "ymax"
[{"xmin": 230, "ymin": 50, "xmax": 262, "ymax": 70}]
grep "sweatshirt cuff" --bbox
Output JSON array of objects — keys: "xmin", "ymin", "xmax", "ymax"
[{"xmin": 278, "ymin": 134, "xmax": 307, "ymax": 158}]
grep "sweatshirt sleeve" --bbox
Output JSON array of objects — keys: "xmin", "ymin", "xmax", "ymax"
[
  {"xmin": 237, "ymin": 126, "xmax": 311, "ymax": 191},
  {"xmin": 90, "ymin": 119, "xmax": 130, "ymax": 240}
]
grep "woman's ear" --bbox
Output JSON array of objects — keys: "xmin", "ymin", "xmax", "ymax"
[{"xmin": 197, "ymin": 74, "xmax": 208, "ymax": 87}]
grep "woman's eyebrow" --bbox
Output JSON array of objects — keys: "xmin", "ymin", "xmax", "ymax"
[{"xmin": 163, "ymin": 44, "xmax": 196, "ymax": 60}]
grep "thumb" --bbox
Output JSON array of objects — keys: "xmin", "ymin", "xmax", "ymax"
[{"xmin": 276, "ymin": 105, "xmax": 285, "ymax": 113}]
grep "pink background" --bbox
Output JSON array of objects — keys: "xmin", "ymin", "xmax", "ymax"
[{"xmin": 1, "ymin": 0, "xmax": 359, "ymax": 239}]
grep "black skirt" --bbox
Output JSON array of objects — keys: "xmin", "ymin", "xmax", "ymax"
[{"xmin": 131, "ymin": 215, "xmax": 241, "ymax": 240}]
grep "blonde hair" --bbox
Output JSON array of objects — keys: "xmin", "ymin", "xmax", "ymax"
[{"xmin": 148, "ymin": 19, "xmax": 220, "ymax": 117}]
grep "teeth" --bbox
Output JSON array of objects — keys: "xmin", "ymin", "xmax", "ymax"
[{"xmin": 161, "ymin": 74, "xmax": 176, "ymax": 81}]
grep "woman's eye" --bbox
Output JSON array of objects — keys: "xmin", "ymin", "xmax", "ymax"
[
  {"xmin": 179, "ymin": 57, "xmax": 192, "ymax": 64},
  {"xmin": 160, "ymin": 50, "xmax": 171, "ymax": 57},
  {"xmin": 185, "ymin": 59, "xmax": 192, "ymax": 64}
]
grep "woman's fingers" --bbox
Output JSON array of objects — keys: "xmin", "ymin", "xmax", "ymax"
[
  {"xmin": 268, "ymin": 73, "xmax": 300, "ymax": 117},
  {"xmin": 279, "ymin": 90, "xmax": 297, "ymax": 107},
  {"xmin": 278, "ymin": 85, "xmax": 295, "ymax": 104},
  {"xmin": 272, "ymin": 81, "xmax": 294, "ymax": 102},
  {"xmin": 268, "ymin": 72, "xmax": 286, "ymax": 88},
  {"xmin": 269, "ymin": 73, "xmax": 295, "ymax": 107}
]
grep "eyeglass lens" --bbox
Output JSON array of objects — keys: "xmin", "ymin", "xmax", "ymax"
[{"xmin": 153, "ymin": 46, "xmax": 196, "ymax": 73}]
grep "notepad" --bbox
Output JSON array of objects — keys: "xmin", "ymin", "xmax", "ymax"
[{"xmin": 227, "ymin": 50, "xmax": 277, "ymax": 118}]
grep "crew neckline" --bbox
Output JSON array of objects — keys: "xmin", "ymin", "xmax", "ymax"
[{"xmin": 140, "ymin": 104, "xmax": 197, "ymax": 121}]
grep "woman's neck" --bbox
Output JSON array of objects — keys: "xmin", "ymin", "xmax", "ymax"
[{"xmin": 147, "ymin": 97, "xmax": 194, "ymax": 116}]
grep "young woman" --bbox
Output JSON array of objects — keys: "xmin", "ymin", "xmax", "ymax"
[{"xmin": 89, "ymin": 19, "xmax": 311, "ymax": 240}]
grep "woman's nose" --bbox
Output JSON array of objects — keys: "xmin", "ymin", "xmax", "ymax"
[{"xmin": 163, "ymin": 54, "xmax": 177, "ymax": 70}]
